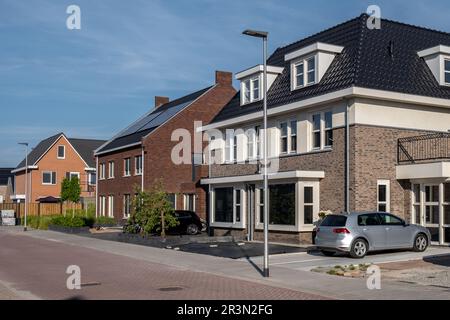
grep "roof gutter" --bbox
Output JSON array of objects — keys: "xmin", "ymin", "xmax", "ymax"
[
  {"xmin": 198, "ymin": 86, "xmax": 450, "ymax": 132},
  {"xmin": 11, "ymin": 166, "xmax": 38, "ymax": 174},
  {"xmin": 94, "ymin": 142, "xmax": 142, "ymax": 156}
]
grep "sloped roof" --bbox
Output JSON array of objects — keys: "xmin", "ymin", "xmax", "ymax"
[
  {"xmin": 212, "ymin": 14, "xmax": 450, "ymax": 123},
  {"xmin": 96, "ymin": 86, "xmax": 212, "ymax": 155},
  {"xmin": 0, "ymin": 168, "xmax": 14, "ymax": 187},
  {"xmin": 15, "ymin": 133, "xmax": 105, "ymax": 170}
]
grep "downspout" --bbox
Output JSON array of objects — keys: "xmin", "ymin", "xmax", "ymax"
[
  {"xmin": 95, "ymin": 157, "xmax": 98, "ymax": 218},
  {"xmin": 345, "ymin": 99, "xmax": 350, "ymax": 213},
  {"xmin": 141, "ymin": 147, "xmax": 145, "ymax": 191}
]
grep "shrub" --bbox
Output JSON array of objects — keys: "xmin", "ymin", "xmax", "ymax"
[
  {"xmin": 20, "ymin": 215, "xmax": 60, "ymax": 230},
  {"xmin": 50, "ymin": 215, "xmax": 87, "ymax": 228}
]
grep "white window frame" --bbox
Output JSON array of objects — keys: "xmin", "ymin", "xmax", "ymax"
[
  {"xmin": 279, "ymin": 119, "xmax": 298, "ymax": 155},
  {"xmin": 135, "ymin": 156, "xmax": 143, "ymax": 175},
  {"xmin": 225, "ymin": 131, "xmax": 237, "ymax": 163},
  {"xmin": 88, "ymin": 172, "xmax": 96, "ymax": 186},
  {"xmin": 108, "ymin": 161, "xmax": 115, "ymax": 179},
  {"xmin": 424, "ymin": 184, "xmax": 439, "ymax": 226},
  {"xmin": 69, "ymin": 172, "xmax": 80, "ymax": 180},
  {"xmin": 57, "ymin": 145, "xmax": 65, "ymax": 159},
  {"xmin": 99, "ymin": 163, "xmax": 106, "ymax": 180},
  {"xmin": 377, "ymin": 180, "xmax": 390, "ymax": 212},
  {"xmin": 210, "ymin": 185, "xmax": 245, "ymax": 229},
  {"xmin": 412, "ymin": 183, "xmax": 422, "ymax": 225},
  {"xmin": 123, "ymin": 158, "xmax": 131, "ymax": 177},
  {"xmin": 99, "ymin": 196, "xmax": 106, "ymax": 216},
  {"xmin": 292, "ymin": 54, "xmax": 317, "ymax": 90},
  {"xmin": 310, "ymin": 110, "xmax": 332, "ymax": 151},
  {"xmin": 255, "ymin": 181, "xmax": 299, "ymax": 232},
  {"xmin": 234, "ymin": 189, "xmax": 242, "ymax": 224},
  {"xmin": 108, "ymin": 195, "xmax": 114, "ymax": 218},
  {"xmin": 279, "ymin": 121, "xmax": 288, "ymax": 154},
  {"xmin": 445, "ymin": 58, "xmax": 450, "ymax": 85},
  {"xmin": 42, "ymin": 171, "xmax": 56, "ymax": 185},
  {"xmin": 183, "ymin": 194, "xmax": 196, "ymax": 211},
  {"xmin": 241, "ymin": 76, "xmax": 262, "ymax": 105},
  {"xmin": 123, "ymin": 194, "xmax": 131, "ymax": 218}
]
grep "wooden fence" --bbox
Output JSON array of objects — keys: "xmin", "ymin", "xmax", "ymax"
[{"xmin": 0, "ymin": 203, "xmax": 84, "ymax": 218}]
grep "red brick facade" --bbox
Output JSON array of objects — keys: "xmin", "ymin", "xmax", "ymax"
[{"xmin": 97, "ymin": 71, "xmax": 236, "ymax": 221}]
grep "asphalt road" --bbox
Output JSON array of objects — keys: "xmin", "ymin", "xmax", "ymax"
[{"xmin": 0, "ymin": 232, "xmax": 325, "ymax": 300}]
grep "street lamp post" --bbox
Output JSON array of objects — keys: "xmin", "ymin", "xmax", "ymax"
[
  {"xmin": 243, "ymin": 29, "xmax": 269, "ymax": 277},
  {"xmin": 19, "ymin": 142, "xmax": 29, "ymax": 231}
]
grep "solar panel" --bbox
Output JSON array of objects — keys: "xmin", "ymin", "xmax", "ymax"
[
  {"xmin": 117, "ymin": 110, "xmax": 163, "ymax": 138},
  {"xmin": 138, "ymin": 100, "xmax": 193, "ymax": 131}
]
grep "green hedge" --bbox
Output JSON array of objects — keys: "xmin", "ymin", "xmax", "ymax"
[{"xmin": 95, "ymin": 216, "xmax": 116, "ymax": 226}]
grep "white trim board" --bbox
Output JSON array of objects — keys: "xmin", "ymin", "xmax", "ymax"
[
  {"xmin": 198, "ymin": 86, "xmax": 450, "ymax": 132},
  {"xmin": 201, "ymin": 170, "xmax": 324, "ymax": 185}
]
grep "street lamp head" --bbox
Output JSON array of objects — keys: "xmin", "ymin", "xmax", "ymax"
[
  {"xmin": 242, "ymin": 29, "xmax": 268, "ymax": 38},
  {"xmin": 18, "ymin": 142, "xmax": 29, "ymax": 146}
]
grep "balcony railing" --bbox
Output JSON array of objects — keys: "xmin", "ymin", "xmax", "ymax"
[{"xmin": 398, "ymin": 132, "xmax": 450, "ymax": 164}]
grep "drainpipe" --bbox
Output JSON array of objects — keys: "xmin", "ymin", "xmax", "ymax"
[
  {"xmin": 95, "ymin": 157, "xmax": 98, "ymax": 218},
  {"xmin": 141, "ymin": 147, "xmax": 145, "ymax": 191},
  {"xmin": 345, "ymin": 99, "xmax": 350, "ymax": 213}
]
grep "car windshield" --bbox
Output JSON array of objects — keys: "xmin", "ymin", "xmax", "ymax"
[{"xmin": 320, "ymin": 215, "xmax": 347, "ymax": 227}]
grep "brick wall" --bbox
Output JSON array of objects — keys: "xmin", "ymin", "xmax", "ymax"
[{"xmin": 97, "ymin": 71, "xmax": 236, "ymax": 221}]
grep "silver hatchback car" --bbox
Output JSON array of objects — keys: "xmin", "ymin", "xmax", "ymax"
[{"xmin": 315, "ymin": 212, "xmax": 431, "ymax": 258}]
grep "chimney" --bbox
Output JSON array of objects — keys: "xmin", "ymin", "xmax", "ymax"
[
  {"xmin": 155, "ymin": 96, "xmax": 169, "ymax": 108},
  {"xmin": 215, "ymin": 70, "xmax": 232, "ymax": 86}
]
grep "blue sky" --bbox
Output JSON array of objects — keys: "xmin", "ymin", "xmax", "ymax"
[{"xmin": 1, "ymin": 0, "xmax": 450, "ymax": 167}]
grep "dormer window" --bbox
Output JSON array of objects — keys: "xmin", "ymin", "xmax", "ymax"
[
  {"xmin": 294, "ymin": 56, "xmax": 317, "ymax": 89},
  {"xmin": 418, "ymin": 45, "xmax": 450, "ymax": 86},
  {"xmin": 241, "ymin": 76, "xmax": 261, "ymax": 105},
  {"xmin": 445, "ymin": 59, "xmax": 450, "ymax": 84},
  {"xmin": 286, "ymin": 42, "xmax": 343, "ymax": 91},
  {"xmin": 236, "ymin": 65, "xmax": 284, "ymax": 106}
]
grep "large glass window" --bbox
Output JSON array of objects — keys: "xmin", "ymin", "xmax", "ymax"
[
  {"xmin": 269, "ymin": 184, "xmax": 296, "ymax": 226},
  {"xmin": 184, "ymin": 194, "xmax": 195, "ymax": 212},
  {"xmin": 214, "ymin": 188, "xmax": 233, "ymax": 223},
  {"xmin": 425, "ymin": 185, "xmax": 439, "ymax": 224}
]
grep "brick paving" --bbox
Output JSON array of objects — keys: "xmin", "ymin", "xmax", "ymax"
[{"xmin": 0, "ymin": 233, "xmax": 327, "ymax": 300}]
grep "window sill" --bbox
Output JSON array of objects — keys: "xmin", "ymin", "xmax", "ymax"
[
  {"xmin": 123, "ymin": 175, "xmax": 131, "ymax": 178},
  {"xmin": 210, "ymin": 222, "xmax": 245, "ymax": 229},
  {"xmin": 255, "ymin": 223, "xmax": 299, "ymax": 232}
]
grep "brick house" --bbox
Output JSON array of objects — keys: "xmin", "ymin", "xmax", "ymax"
[
  {"xmin": 94, "ymin": 71, "xmax": 236, "ymax": 221},
  {"xmin": 12, "ymin": 133, "xmax": 105, "ymax": 204},
  {"xmin": 200, "ymin": 14, "xmax": 450, "ymax": 245}
]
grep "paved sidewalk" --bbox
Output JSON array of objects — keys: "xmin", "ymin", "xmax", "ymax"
[{"xmin": 1, "ymin": 227, "xmax": 449, "ymax": 300}]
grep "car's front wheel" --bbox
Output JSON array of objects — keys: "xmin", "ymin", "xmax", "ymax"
[
  {"xmin": 413, "ymin": 233, "xmax": 428, "ymax": 252},
  {"xmin": 186, "ymin": 223, "xmax": 199, "ymax": 235},
  {"xmin": 350, "ymin": 239, "xmax": 368, "ymax": 258}
]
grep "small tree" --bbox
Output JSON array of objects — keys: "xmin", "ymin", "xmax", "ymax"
[
  {"xmin": 60, "ymin": 178, "xmax": 71, "ymax": 216},
  {"xmin": 127, "ymin": 181, "xmax": 178, "ymax": 237},
  {"xmin": 69, "ymin": 176, "xmax": 81, "ymax": 205},
  {"xmin": 60, "ymin": 176, "xmax": 81, "ymax": 217}
]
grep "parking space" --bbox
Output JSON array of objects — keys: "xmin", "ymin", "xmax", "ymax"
[{"xmin": 247, "ymin": 246, "xmax": 450, "ymax": 271}]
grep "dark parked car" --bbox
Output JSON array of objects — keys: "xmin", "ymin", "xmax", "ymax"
[{"xmin": 171, "ymin": 210, "xmax": 204, "ymax": 235}]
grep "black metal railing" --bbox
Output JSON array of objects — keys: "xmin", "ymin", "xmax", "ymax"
[{"xmin": 398, "ymin": 132, "xmax": 450, "ymax": 164}]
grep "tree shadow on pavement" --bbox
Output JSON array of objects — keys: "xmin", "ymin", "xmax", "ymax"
[{"xmin": 423, "ymin": 253, "xmax": 450, "ymax": 267}]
